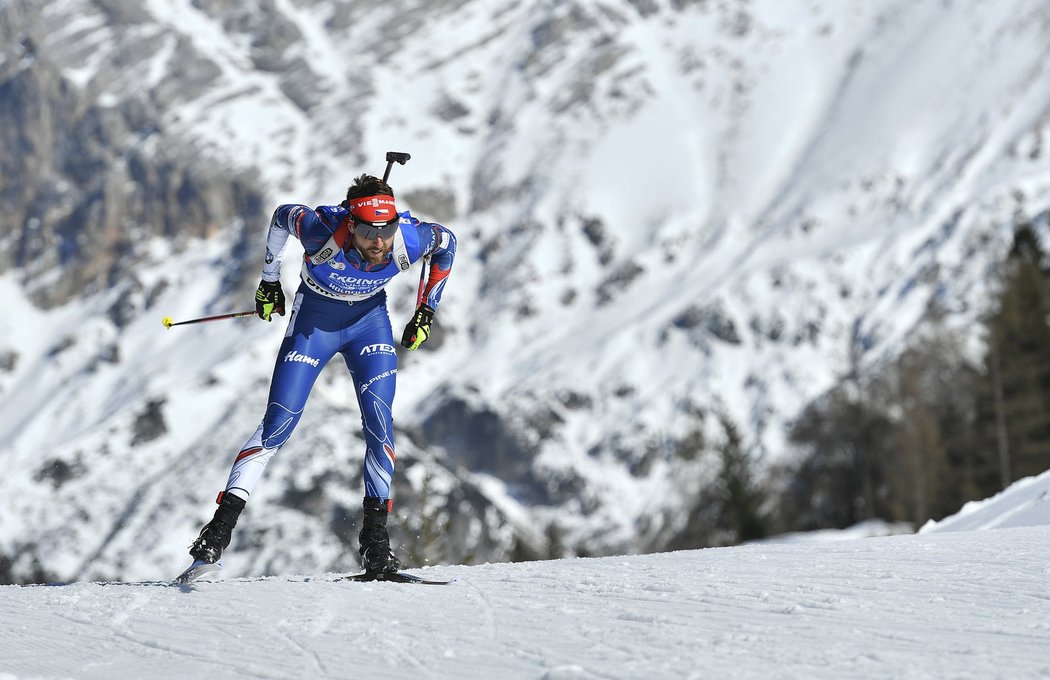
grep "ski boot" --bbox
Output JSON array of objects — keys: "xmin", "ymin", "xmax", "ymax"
[
  {"xmin": 189, "ymin": 492, "xmax": 246, "ymax": 564},
  {"xmin": 359, "ymin": 496, "xmax": 401, "ymax": 574}
]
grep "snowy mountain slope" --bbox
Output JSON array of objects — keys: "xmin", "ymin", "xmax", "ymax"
[
  {"xmin": 2, "ymin": 524, "xmax": 1048, "ymax": 679},
  {"xmin": 921, "ymin": 468, "xmax": 1050, "ymax": 534},
  {"xmin": 3, "ymin": 0, "xmax": 1050, "ymax": 581}
]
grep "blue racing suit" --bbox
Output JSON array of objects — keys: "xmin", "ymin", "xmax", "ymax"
[{"xmin": 222, "ymin": 203, "xmax": 456, "ymax": 503}]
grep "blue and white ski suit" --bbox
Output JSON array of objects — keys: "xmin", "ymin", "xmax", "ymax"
[{"xmin": 222, "ymin": 203, "xmax": 456, "ymax": 503}]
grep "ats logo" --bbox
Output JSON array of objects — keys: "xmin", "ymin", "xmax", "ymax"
[{"xmin": 360, "ymin": 343, "xmax": 396, "ymax": 356}]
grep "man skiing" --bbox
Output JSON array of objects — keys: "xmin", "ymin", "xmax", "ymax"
[{"xmin": 187, "ymin": 171, "xmax": 456, "ymax": 576}]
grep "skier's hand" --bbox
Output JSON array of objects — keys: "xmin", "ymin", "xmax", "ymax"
[
  {"xmin": 401, "ymin": 304, "xmax": 434, "ymax": 350},
  {"xmin": 255, "ymin": 279, "xmax": 286, "ymax": 322}
]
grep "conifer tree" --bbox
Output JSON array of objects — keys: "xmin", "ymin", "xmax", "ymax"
[
  {"xmin": 715, "ymin": 415, "xmax": 768, "ymax": 543},
  {"xmin": 977, "ymin": 221, "xmax": 1050, "ymax": 490}
]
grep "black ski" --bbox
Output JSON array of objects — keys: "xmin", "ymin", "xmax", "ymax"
[
  {"xmin": 166, "ymin": 562, "xmax": 455, "ymax": 586},
  {"xmin": 341, "ymin": 571, "xmax": 457, "ymax": 586}
]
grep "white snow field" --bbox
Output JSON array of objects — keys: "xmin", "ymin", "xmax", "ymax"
[{"xmin": 3, "ymin": 473, "xmax": 1050, "ymax": 680}]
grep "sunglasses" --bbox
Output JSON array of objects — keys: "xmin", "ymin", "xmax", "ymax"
[{"xmin": 353, "ymin": 218, "xmax": 399, "ymax": 240}]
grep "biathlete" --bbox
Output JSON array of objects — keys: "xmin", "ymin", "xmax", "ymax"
[{"xmin": 188, "ymin": 172, "xmax": 456, "ymax": 574}]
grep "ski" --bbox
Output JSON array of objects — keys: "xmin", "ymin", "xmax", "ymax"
[
  {"xmin": 340, "ymin": 571, "xmax": 457, "ymax": 586},
  {"xmin": 167, "ymin": 561, "xmax": 454, "ymax": 586},
  {"xmin": 172, "ymin": 559, "xmax": 223, "ymax": 586}
]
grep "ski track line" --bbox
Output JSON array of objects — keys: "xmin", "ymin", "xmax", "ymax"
[
  {"xmin": 18, "ymin": 601, "xmax": 214, "ymax": 678},
  {"xmin": 46, "ymin": 583, "xmax": 310, "ymax": 680},
  {"xmin": 573, "ymin": 599, "xmax": 732, "ymax": 677},
  {"xmin": 107, "ymin": 625, "xmax": 296, "ymax": 680},
  {"xmin": 228, "ymin": 578, "xmax": 459, "ymax": 679},
  {"xmin": 200, "ymin": 581, "xmax": 350, "ymax": 679},
  {"xmin": 367, "ymin": 623, "xmax": 437, "ymax": 680},
  {"xmin": 207, "ymin": 582, "xmax": 379, "ymax": 680},
  {"xmin": 575, "ymin": 625, "xmax": 648, "ymax": 674},
  {"xmin": 59, "ymin": 588, "xmax": 301, "ymax": 680},
  {"xmin": 462, "ymin": 577, "xmax": 500, "ymax": 641},
  {"xmin": 0, "ymin": 604, "xmax": 117, "ymax": 675},
  {"xmin": 471, "ymin": 576, "xmax": 674, "ymax": 679},
  {"xmin": 270, "ymin": 619, "xmax": 330, "ymax": 678}
]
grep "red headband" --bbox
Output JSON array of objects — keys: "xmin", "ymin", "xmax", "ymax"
[{"xmin": 347, "ymin": 194, "xmax": 397, "ymax": 223}]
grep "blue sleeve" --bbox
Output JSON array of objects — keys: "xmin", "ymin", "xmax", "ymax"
[{"xmin": 274, "ymin": 204, "xmax": 333, "ymax": 255}]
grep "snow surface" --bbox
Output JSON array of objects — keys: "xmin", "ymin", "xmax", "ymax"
[
  {"xmin": 2, "ymin": 526, "xmax": 1048, "ymax": 679},
  {"xmin": 3, "ymin": 471, "xmax": 1050, "ymax": 679}
]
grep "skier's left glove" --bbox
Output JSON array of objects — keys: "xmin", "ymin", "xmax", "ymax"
[
  {"xmin": 255, "ymin": 279, "xmax": 286, "ymax": 322},
  {"xmin": 401, "ymin": 304, "xmax": 434, "ymax": 350}
]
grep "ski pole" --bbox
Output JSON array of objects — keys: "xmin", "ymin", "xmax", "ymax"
[
  {"xmin": 416, "ymin": 255, "xmax": 432, "ymax": 307},
  {"xmin": 162, "ymin": 311, "xmax": 256, "ymax": 329}
]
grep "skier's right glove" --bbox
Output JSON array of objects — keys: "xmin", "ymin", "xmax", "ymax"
[{"xmin": 255, "ymin": 279, "xmax": 286, "ymax": 322}]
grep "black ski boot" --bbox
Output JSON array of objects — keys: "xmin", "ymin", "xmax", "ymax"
[
  {"xmin": 189, "ymin": 492, "xmax": 246, "ymax": 564},
  {"xmin": 359, "ymin": 496, "xmax": 401, "ymax": 574}
]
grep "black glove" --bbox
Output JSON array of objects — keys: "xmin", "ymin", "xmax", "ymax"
[
  {"xmin": 255, "ymin": 279, "xmax": 286, "ymax": 321},
  {"xmin": 401, "ymin": 304, "xmax": 434, "ymax": 350}
]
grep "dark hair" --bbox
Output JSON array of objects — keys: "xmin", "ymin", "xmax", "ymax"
[{"xmin": 344, "ymin": 174, "xmax": 394, "ymax": 206}]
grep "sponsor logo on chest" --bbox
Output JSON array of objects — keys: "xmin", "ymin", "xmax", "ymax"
[{"xmin": 321, "ymin": 269, "xmax": 394, "ymax": 295}]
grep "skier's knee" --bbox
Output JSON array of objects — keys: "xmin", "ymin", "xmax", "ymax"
[{"xmin": 260, "ymin": 401, "xmax": 303, "ymax": 449}]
